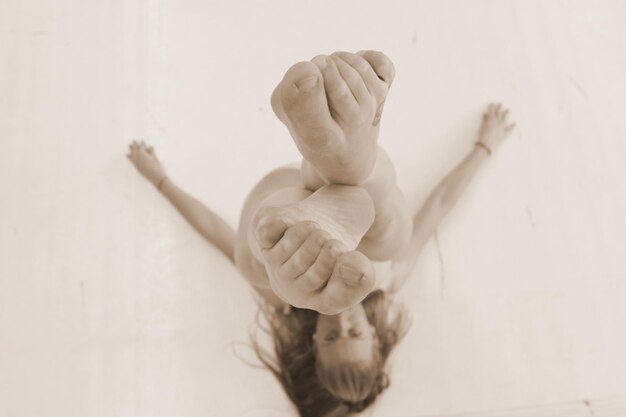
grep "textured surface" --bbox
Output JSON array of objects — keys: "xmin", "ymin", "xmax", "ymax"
[{"xmin": 1, "ymin": 0, "xmax": 625, "ymax": 416}]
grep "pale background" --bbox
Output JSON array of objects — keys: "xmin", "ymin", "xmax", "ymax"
[{"xmin": 1, "ymin": 0, "xmax": 625, "ymax": 416}]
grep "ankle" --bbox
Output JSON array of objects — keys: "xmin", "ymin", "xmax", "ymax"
[
  {"xmin": 359, "ymin": 189, "xmax": 412, "ymax": 261},
  {"xmin": 301, "ymin": 159, "xmax": 327, "ymax": 191}
]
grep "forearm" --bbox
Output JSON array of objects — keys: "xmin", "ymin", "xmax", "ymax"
[
  {"xmin": 389, "ymin": 103, "xmax": 514, "ymax": 294},
  {"xmin": 430, "ymin": 144, "xmax": 489, "ymax": 215},
  {"xmin": 159, "ymin": 178, "xmax": 235, "ymax": 262}
]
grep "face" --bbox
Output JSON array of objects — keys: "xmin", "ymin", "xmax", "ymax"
[{"xmin": 314, "ymin": 303, "xmax": 377, "ymax": 366}]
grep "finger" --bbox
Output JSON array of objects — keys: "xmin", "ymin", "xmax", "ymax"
[
  {"xmin": 278, "ymin": 228, "xmax": 331, "ymax": 282},
  {"xmin": 488, "ymin": 102, "xmax": 494, "ymax": 116},
  {"xmin": 296, "ymin": 238, "xmax": 345, "ymax": 292},
  {"xmin": 148, "ymin": 146, "xmax": 154, "ymax": 154},
  {"xmin": 506, "ymin": 123, "xmax": 516, "ymax": 132},
  {"xmin": 501, "ymin": 109, "xmax": 509, "ymax": 120}
]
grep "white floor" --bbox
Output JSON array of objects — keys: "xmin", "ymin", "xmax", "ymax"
[{"xmin": 1, "ymin": 0, "xmax": 626, "ymax": 416}]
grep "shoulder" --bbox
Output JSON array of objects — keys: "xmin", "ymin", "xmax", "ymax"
[{"xmin": 372, "ymin": 260, "xmax": 396, "ymax": 293}]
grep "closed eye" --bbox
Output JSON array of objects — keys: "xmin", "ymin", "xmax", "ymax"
[
  {"xmin": 324, "ymin": 331, "xmax": 338, "ymax": 342},
  {"xmin": 349, "ymin": 329, "xmax": 363, "ymax": 338}
]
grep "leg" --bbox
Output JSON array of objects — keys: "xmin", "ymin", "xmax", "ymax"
[
  {"xmin": 235, "ymin": 167, "xmax": 377, "ymax": 315},
  {"xmin": 271, "ymin": 51, "xmax": 411, "ymax": 261},
  {"xmin": 302, "ymin": 147, "xmax": 411, "ymax": 261},
  {"xmin": 271, "ymin": 50, "xmax": 392, "ymax": 185},
  {"xmin": 251, "ymin": 184, "xmax": 377, "ymax": 315}
]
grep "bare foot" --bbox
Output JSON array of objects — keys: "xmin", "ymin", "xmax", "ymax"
[
  {"xmin": 271, "ymin": 50, "xmax": 395, "ymax": 185},
  {"xmin": 252, "ymin": 185, "xmax": 376, "ymax": 315}
]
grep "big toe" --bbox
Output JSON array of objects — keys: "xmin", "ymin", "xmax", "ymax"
[
  {"xmin": 357, "ymin": 50, "xmax": 395, "ymax": 86},
  {"xmin": 337, "ymin": 250, "xmax": 376, "ymax": 289},
  {"xmin": 319, "ymin": 250, "xmax": 376, "ymax": 314},
  {"xmin": 271, "ymin": 61, "xmax": 332, "ymax": 130}
]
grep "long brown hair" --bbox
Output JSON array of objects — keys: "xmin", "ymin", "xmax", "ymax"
[{"xmin": 250, "ymin": 290, "xmax": 409, "ymax": 417}]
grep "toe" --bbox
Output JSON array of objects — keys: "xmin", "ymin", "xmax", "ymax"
[
  {"xmin": 328, "ymin": 54, "xmax": 370, "ymax": 105},
  {"xmin": 271, "ymin": 61, "xmax": 335, "ymax": 135},
  {"xmin": 336, "ymin": 250, "xmax": 375, "ymax": 288},
  {"xmin": 297, "ymin": 238, "xmax": 346, "ymax": 292},
  {"xmin": 311, "ymin": 54, "xmax": 359, "ymax": 123},
  {"xmin": 331, "ymin": 51, "xmax": 385, "ymax": 102},
  {"xmin": 319, "ymin": 250, "xmax": 376, "ymax": 314},
  {"xmin": 279, "ymin": 228, "xmax": 331, "ymax": 281},
  {"xmin": 356, "ymin": 50, "xmax": 396, "ymax": 86},
  {"xmin": 255, "ymin": 214, "xmax": 291, "ymax": 250},
  {"xmin": 263, "ymin": 220, "xmax": 320, "ymax": 265}
]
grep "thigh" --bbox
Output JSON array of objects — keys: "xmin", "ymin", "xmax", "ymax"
[
  {"xmin": 233, "ymin": 165, "xmax": 312, "ymax": 295},
  {"xmin": 237, "ymin": 164, "xmax": 308, "ymax": 242}
]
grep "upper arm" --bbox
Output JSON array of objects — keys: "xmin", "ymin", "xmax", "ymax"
[
  {"xmin": 409, "ymin": 193, "xmax": 445, "ymax": 256},
  {"xmin": 198, "ymin": 212, "xmax": 236, "ymax": 263},
  {"xmin": 388, "ymin": 193, "xmax": 445, "ymax": 294}
]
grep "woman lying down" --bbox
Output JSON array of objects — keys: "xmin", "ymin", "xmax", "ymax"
[{"xmin": 127, "ymin": 50, "xmax": 515, "ymax": 417}]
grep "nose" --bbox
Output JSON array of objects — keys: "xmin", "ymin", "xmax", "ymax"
[{"xmin": 338, "ymin": 315, "xmax": 353, "ymax": 333}]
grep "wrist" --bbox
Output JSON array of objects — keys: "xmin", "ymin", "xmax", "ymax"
[
  {"xmin": 474, "ymin": 141, "xmax": 492, "ymax": 156},
  {"xmin": 155, "ymin": 175, "xmax": 169, "ymax": 191}
]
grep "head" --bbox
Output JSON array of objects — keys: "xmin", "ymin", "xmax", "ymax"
[
  {"xmin": 312, "ymin": 291, "xmax": 402, "ymax": 412},
  {"xmin": 251, "ymin": 290, "xmax": 409, "ymax": 417},
  {"xmin": 314, "ymin": 303, "xmax": 377, "ymax": 362}
]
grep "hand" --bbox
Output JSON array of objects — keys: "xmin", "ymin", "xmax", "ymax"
[
  {"xmin": 476, "ymin": 102, "xmax": 516, "ymax": 152},
  {"xmin": 126, "ymin": 140, "xmax": 167, "ymax": 186}
]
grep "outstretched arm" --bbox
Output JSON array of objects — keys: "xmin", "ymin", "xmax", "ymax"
[
  {"xmin": 127, "ymin": 141, "xmax": 235, "ymax": 263},
  {"xmin": 389, "ymin": 102, "xmax": 516, "ymax": 294}
]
